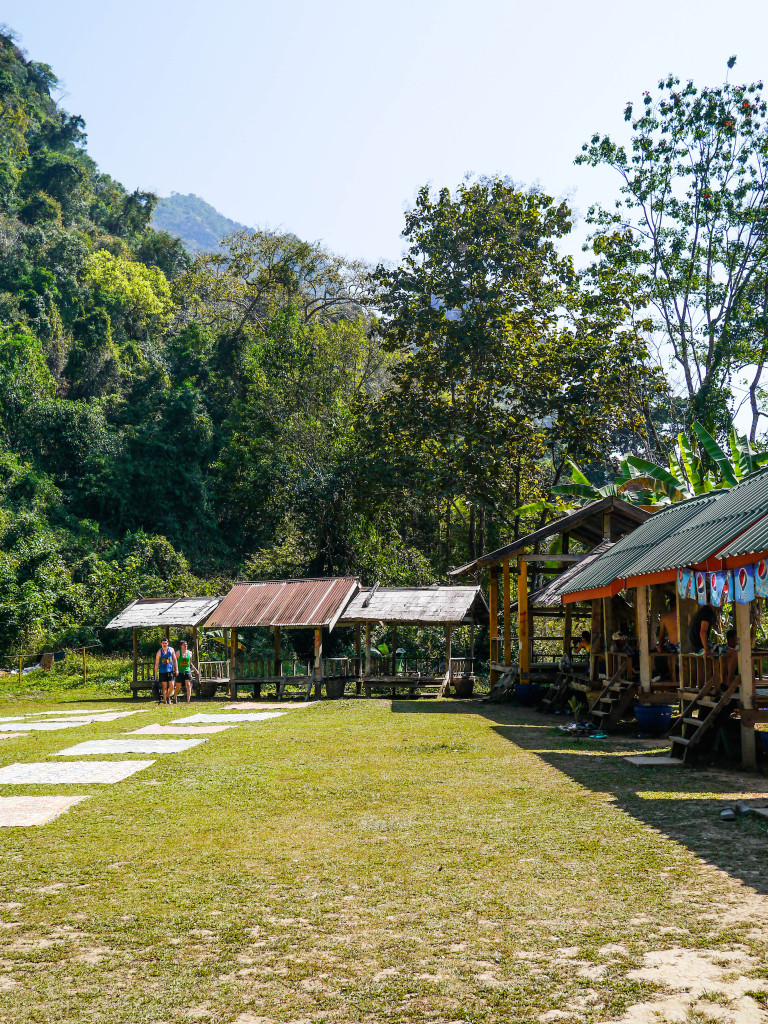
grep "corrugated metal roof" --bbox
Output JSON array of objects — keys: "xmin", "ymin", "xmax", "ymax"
[
  {"xmin": 203, "ymin": 578, "xmax": 359, "ymax": 631},
  {"xmin": 718, "ymin": 514, "xmax": 768, "ymax": 558},
  {"xmin": 106, "ymin": 596, "xmax": 224, "ymax": 630},
  {"xmin": 520, "ymin": 540, "xmax": 615, "ymax": 608},
  {"xmin": 560, "ymin": 493, "xmax": 720, "ymax": 595},
  {"xmin": 626, "ymin": 470, "xmax": 768, "ymax": 575},
  {"xmin": 449, "ymin": 497, "xmax": 652, "ymax": 576},
  {"xmin": 339, "ymin": 586, "xmax": 489, "ymax": 625}
]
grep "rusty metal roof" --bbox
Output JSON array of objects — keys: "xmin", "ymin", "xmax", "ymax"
[
  {"xmin": 339, "ymin": 586, "xmax": 490, "ymax": 626},
  {"xmin": 203, "ymin": 578, "xmax": 359, "ymax": 631},
  {"xmin": 106, "ymin": 596, "xmax": 224, "ymax": 630}
]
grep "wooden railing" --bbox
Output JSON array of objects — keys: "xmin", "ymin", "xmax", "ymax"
[
  {"xmin": 490, "ymin": 635, "xmax": 568, "ymax": 667},
  {"xmin": 323, "ymin": 658, "xmax": 358, "ymax": 677},
  {"xmin": 233, "ymin": 659, "xmax": 311, "ymax": 680},
  {"xmin": 449, "ymin": 657, "xmax": 474, "ymax": 679},
  {"xmin": 137, "ymin": 660, "xmax": 156, "ymax": 681},
  {"xmin": 199, "ymin": 659, "xmax": 230, "ymax": 681}
]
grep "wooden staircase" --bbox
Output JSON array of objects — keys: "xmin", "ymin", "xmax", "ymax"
[
  {"xmin": 668, "ymin": 676, "xmax": 740, "ymax": 763},
  {"xmin": 540, "ymin": 672, "xmax": 573, "ymax": 713},
  {"xmin": 588, "ymin": 662, "xmax": 638, "ymax": 731}
]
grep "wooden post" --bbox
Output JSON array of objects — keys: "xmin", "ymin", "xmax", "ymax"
[
  {"xmin": 354, "ymin": 624, "xmax": 362, "ymax": 694},
  {"xmin": 603, "ymin": 596, "xmax": 614, "ymax": 674},
  {"xmin": 602, "ymin": 512, "xmax": 611, "ymax": 540},
  {"xmin": 589, "ymin": 599, "xmax": 601, "ymax": 682},
  {"xmin": 637, "ymin": 585, "xmax": 651, "ymax": 694},
  {"xmin": 164, "ymin": 626, "xmax": 170, "ymax": 642},
  {"xmin": 518, "ymin": 557, "xmax": 529, "ymax": 679},
  {"xmin": 193, "ymin": 627, "xmax": 200, "ymax": 672},
  {"xmin": 132, "ymin": 628, "xmax": 138, "ymax": 687},
  {"xmin": 503, "ymin": 559, "xmax": 511, "ymax": 666},
  {"xmin": 273, "ymin": 626, "xmax": 281, "ymax": 677},
  {"xmin": 230, "ymin": 628, "xmax": 238, "ymax": 698},
  {"xmin": 676, "ymin": 596, "xmax": 695, "ymax": 691},
  {"xmin": 314, "ymin": 627, "xmax": 323, "ymax": 698},
  {"xmin": 489, "ymin": 568, "xmax": 499, "ymax": 684},
  {"xmin": 445, "ymin": 624, "xmax": 452, "ymax": 688},
  {"xmin": 365, "ymin": 622, "xmax": 372, "ymax": 677},
  {"xmin": 736, "ymin": 601, "xmax": 757, "ymax": 769},
  {"xmin": 392, "ymin": 624, "xmax": 398, "ymax": 676}
]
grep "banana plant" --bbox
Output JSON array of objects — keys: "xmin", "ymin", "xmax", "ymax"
[{"xmin": 551, "ymin": 420, "xmax": 768, "ymax": 509}]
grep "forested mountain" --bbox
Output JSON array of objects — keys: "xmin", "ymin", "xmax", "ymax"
[
  {"xmin": 0, "ymin": 29, "xmax": 671, "ymax": 662},
  {"xmin": 152, "ymin": 193, "xmax": 254, "ymax": 254}
]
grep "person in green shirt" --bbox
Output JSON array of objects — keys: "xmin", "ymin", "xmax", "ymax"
[{"xmin": 173, "ymin": 640, "xmax": 200, "ymax": 703}]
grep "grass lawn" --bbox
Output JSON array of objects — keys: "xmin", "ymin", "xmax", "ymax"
[{"xmin": 0, "ymin": 676, "xmax": 767, "ymax": 1023}]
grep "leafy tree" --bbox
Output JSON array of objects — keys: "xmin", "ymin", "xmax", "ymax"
[{"xmin": 578, "ymin": 59, "xmax": 768, "ymax": 436}]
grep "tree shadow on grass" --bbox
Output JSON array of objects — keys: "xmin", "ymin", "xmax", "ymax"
[{"xmin": 393, "ymin": 699, "xmax": 768, "ymax": 894}]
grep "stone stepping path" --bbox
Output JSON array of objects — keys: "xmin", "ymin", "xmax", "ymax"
[
  {"xmin": 130, "ymin": 724, "xmax": 236, "ymax": 735},
  {"xmin": 2, "ymin": 722, "xmax": 94, "ymax": 732},
  {"xmin": 0, "ymin": 734, "xmax": 24, "ymax": 740},
  {"xmin": 176, "ymin": 712, "xmax": 286, "ymax": 724},
  {"xmin": 0, "ymin": 761, "xmax": 154, "ymax": 784},
  {"xmin": 225, "ymin": 702, "xmax": 316, "ymax": 710},
  {"xmin": 54, "ymin": 738, "xmax": 205, "ymax": 756},
  {"xmin": 0, "ymin": 795, "xmax": 89, "ymax": 826}
]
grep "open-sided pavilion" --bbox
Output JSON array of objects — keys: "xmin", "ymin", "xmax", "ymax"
[
  {"xmin": 106, "ymin": 595, "xmax": 224, "ymax": 697},
  {"xmin": 338, "ymin": 585, "xmax": 489, "ymax": 697},
  {"xmin": 449, "ymin": 497, "xmax": 651, "ymax": 687},
  {"xmin": 560, "ymin": 470, "xmax": 768, "ymax": 766},
  {"xmin": 201, "ymin": 577, "xmax": 360, "ymax": 699}
]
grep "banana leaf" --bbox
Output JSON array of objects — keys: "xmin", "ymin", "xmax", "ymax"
[
  {"xmin": 551, "ymin": 483, "xmax": 599, "ymax": 502},
  {"xmin": 678, "ymin": 431, "xmax": 703, "ymax": 493},
  {"xmin": 564, "ymin": 458, "xmax": 592, "ymax": 487},
  {"xmin": 625, "ymin": 456, "xmax": 686, "ymax": 496},
  {"xmin": 692, "ymin": 422, "xmax": 737, "ymax": 486}
]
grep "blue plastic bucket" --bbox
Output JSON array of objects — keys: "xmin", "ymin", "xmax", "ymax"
[
  {"xmin": 635, "ymin": 703, "xmax": 673, "ymax": 735},
  {"xmin": 514, "ymin": 682, "xmax": 542, "ymax": 706}
]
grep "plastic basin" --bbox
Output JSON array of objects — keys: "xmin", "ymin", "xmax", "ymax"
[{"xmin": 635, "ymin": 703, "xmax": 673, "ymax": 735}]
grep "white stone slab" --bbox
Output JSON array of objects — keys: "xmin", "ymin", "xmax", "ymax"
[
  {"xmin": 54, "ymin": 738, "xmax": 205, "ymax": 756},
  {"xmin": 129, "ymin": 724, "xmax": 236, "ymax": 735},
  {"xmin": 34, "ymin": 711, "xmax": 144, "ymax": 723},
  {"xmin": 625, "ymin": 755, "xmax": 681, "ymax": 766},
  {"xmin": 0, "ymin": 795, "xmax": 89, "ymax": 826},
  {"xmin": 0, "ymin": 761, "xmax": 154, "ymax": 784},
  {"xmin": 227, "ymin": 702, "xmax": 317, "ymax": 710},
  {"xmin": 175, "ymin": 712, "xmax": 286, "ymax": 724}
]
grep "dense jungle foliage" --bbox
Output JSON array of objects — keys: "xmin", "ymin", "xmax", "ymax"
[{"xmin": 1, "ymin": 33, "xmax": 763, "ymax": 663}]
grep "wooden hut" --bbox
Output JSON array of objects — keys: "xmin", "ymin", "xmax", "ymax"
[
  {"xmin": 560, "ymin": 470, "xmax": 768, "ymax": 766},
  {"xmin": 201, "ymin": 578, "xmax": 360, "ymax": 699},
  {"xmin": 449, "ymin": 497, "xmax": 651, "ymax": 689},
  {"xmin": 106, "ymin": 596, "xmax": 224, "ymax": 698},
  {"xmin": 338, "ymin": 585, "xmax": 489, "ymax": 697}
]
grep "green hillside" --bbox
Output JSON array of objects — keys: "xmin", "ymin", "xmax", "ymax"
[{"xmin": 152, "ymin": 192, "xmax": 253, "ymax": 253}]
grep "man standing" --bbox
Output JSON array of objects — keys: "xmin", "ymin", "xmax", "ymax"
[
  {"xmin": 173, "ymin": 640, "xmax": 200, "ymax": 704},
  {"xmin": 154, "ymin": 637, "xmax": 178, "ymax": 705}
]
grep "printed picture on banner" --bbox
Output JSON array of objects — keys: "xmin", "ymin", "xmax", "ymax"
[
  {"xmin": 709, "ymin": 570, "xmax": 733, "ymax": 608},
  {"xmin": 677, "ymin": 568, "xmax": 694, "ymax": 600},
  {"xmin": 695, "ymin": 570, "xmax": 707, "ymax": 604},
  {"xmin": 755, "ymin": 558, "xmax": 768, "ymax": 598},
  {"xmin": 735, "ymin": 564, "xmax": 755, "ymax": 604}
]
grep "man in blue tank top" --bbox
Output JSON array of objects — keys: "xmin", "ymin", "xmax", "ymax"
[{"xmin": 154, "ymin": 638, "xmax": 178, "ymax": 705}]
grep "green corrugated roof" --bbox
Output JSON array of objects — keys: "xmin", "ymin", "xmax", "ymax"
[
  {"xmin": 717, "ymin": 511, "xmax": 768, "ymax": 559},
  {"xmin": 561, "ymin": 493, "xmax": 718, "ymax": 596},
  {"xmin": 626, "ymin": 469, "xmax": 768, "ymax": 575}
]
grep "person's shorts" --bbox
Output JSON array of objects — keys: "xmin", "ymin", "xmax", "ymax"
[
  {"xmin": 159, "ymin": 671, "xmax": 174, "ymax": 683},
  {"xmin": 661, "ymin": 640, "xmax": 680, "ymax": 654},
  {"xmin": 176, "ymin": 672, "xmax": 192, "ymax": 683}
]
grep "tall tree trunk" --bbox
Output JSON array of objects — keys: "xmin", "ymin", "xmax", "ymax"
[{"xmin": 469, "ymin": 503, "xmax": 476, "ymax": 563}]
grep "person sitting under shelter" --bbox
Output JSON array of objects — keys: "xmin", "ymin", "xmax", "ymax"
[
  {"xmin": 687, "ymin": 601, "xmax": 738, "ymax": 690},
  {"xmin": 656, "ymin": 594, "xmax": 679, "ymax": 681}
]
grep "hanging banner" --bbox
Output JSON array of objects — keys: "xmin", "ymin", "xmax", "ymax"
[
  {"xmin": 735, "ymin": 564, "xmax": 755, "ymax": 604},
  {"xmin": 709, "ymin": 570, "xmax": 733, "ymax": 608},
  {"xmin": 695, "ymin": 570, "xmax": 708, "ymax": 605},
  {"xmin": 754, "ymin": 558, "xmax": 768, "ymax": 598},
  {"xmin": 677, "ymin": 568, "xmax": 695, "ymax": 600}
]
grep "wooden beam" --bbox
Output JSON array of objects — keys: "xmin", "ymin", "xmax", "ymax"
[
  {"xmin": 164, "ymin": 625, "xmax": 170, "ymax": 642},
  {"xmin": 132, "ymin": 628, "xmax": 138, "ymax": 687},
  {"xmin": 489, "ymin": 568, "xmax": 499, "ymax": 685},
  {"xmin": 230, "ymin": 628, "xmax": 238, "ymax": 697},
  {"xmin": 518, "ymin": 558, "xmax": 529, "ymax": 678},
  {"xmin": 517, "ymin": 553, "xmax": 584, "ymax": 563},
  {"xmin": 445, "ymin": 624, "xmax": 452, "ymax": 688},
  {"xmin": 392, "ymin": 624, "xmax": 398, "ymax": 676},
  {"xmin": 273, "ymin": 626, "xmax": 281, "ymax": 677},
  {"xmin": 589, "ymin": 599, "xmax": 601, "ymax": 682},
  {"xmin": 503, "ymin": 559, "xmax": 511, "ymax": 666},
  {"xmin": 637, "ymin": 585, "xmax": 651, "ymax": 694},
  {"xmin": 354, "ymin": 623, "xmax": 361, "ymax": 677},
  {"xmin": 563, "ymin": 603, "xmax": 572, "ymax": 656},
  {"xmin": 676, "ymin": 596, "xmax": 696, "ymax": 690},
  {"xmin": 735, "ymin": 601, "xmax": 756, "ymax": 769},
  {"xmin": 193, "ymin": 626, "xmax": 199, "ymax": 673},
  {"xmin": 602, "ymin": 512, "xmax": 611, "ymax": 540},
  {"xmin": 314, "ymin": 627, "xmax": 323, "ymax": 680},
  {"xmin": 365, "ymin": 621, "xmax": 372, "ymax": 677}
]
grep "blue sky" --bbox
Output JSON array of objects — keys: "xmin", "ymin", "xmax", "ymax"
[{"xmin": 7, "ymin": 0, "xmax": 768, "ymax": 271}]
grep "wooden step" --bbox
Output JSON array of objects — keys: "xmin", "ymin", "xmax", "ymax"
[
  {"xmin": 671, "ymin": 736, "xmax": 691, "ymax": 746},
  {"xmin": 683, "ymin": 717, "xmax": 705, "ymax": 726}
]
